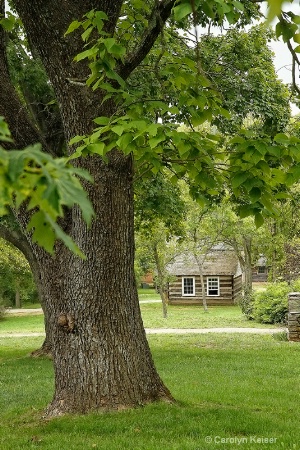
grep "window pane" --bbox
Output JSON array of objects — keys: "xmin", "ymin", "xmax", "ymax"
[
  {"xmin": 207, "ymin": 277, "xmax": 219, "ymax": 296},
  {"xmin": 183, "ymin": 277, "xmax": 194, "ymax": 295}
]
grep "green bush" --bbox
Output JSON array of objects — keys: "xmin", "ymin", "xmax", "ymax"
[{"xmin": 252, "ymin": 282, "xmax": 290, "ymax": 324}]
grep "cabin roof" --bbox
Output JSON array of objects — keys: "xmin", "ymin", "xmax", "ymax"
[{"xmin": 167, "ymin": 248, "xmax": 242, "ymax": 277}]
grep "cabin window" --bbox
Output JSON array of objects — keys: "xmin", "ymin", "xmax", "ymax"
[
  {"xmin": 207, "ymin": 277, "xmax": 219, "ymax": 296},
  {"xmin": 257, "ymin": 266, "xmax": 266, "ymax": 274},
  {"xmin": 182, "ymin": 277, "xmax": 195, "ymax": 296}
]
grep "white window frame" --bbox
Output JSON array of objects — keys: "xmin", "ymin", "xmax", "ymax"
[
  {"xmin": 207, "ymin": 277, "xmax": 220, "ymax": 296},
  {"xmin": 182, "ymin": 277, "xmax": 195, "ymax": 296}
]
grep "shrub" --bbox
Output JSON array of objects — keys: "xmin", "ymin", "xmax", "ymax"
[{"xmin": 252, "ymin": 282, "xmax": 290, "ymax": 324}]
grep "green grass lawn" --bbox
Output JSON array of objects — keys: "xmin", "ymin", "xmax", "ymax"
[
  {"xmin": 0, "ymin": 334, "xmax": 299, "ymax": 449},
  {"xmin": 138, "ymin": 288, "xmax": 160, "ymax": 300},
  {"xmin": 0, "ymin": 305, "xmax": 281, "ymax": 336},
  {"xmin": 0, "ymin": 314, "xmax": 44, "ymax": 334},
  {"xmin": 141, "ymin": 304, "xmax": 279, "ymax": 329}
]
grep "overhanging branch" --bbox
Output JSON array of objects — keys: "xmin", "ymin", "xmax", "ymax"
[{"xmin": 117, "ymin": 0, "xmax": 176, "ymax": 80}]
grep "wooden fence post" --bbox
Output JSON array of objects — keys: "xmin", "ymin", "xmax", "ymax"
[{"xmin": 288, "ymin": 292, "xmax": 300, "ymax": 342}]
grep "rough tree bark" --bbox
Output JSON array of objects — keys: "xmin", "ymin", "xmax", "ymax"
[{"xmin": 0, "ymin": 0, "xmax": 175, "ymax": 416}]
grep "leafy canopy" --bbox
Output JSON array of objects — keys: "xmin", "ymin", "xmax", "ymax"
[{"xmin": 64, "ymin": 3, "xmax": 300, "ymax": 228}]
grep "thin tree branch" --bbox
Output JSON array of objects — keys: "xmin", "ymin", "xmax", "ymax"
[{"xmin": 117, "ymin": 0, "xmax": 176, "ymax": 80}]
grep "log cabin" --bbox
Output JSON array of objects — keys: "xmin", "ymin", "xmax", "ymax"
[{"xmin": 167, "ymin": 246, "xmax": 243, "ymax": 306}]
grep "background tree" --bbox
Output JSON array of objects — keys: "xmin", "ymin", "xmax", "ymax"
[
  {"xmin": 135, "ymin": 173, "xmax": 185, "ymax": 318},
  {"xmin": 135, "ymin": 222, "xmax": 179, "ymax": 318},
  {"xmin": 198, "ymin": 24, "xmax": 291, "ymax": 136},
  {"xmin": 0, "ymin": 238, "xmax": 37, "ymax": 307},
  {"xmin": 181, "ymin": 196, "xmax": 228, "ymax": 311}
]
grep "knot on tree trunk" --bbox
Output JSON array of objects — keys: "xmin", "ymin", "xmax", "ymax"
[{"xmin": 57, "ymin": 313, "xmax": 75, "ymax": 333}]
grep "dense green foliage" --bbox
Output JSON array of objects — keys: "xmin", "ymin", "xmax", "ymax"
[
  {"xmin": 0, "ymin": 238, "xmax": 37, "ymax": 307},
  {"xmin": 66, "ymin": 6, "xmax": 300, "ymax": 227},
  {"xmin": 252, "ymin": 281, "xmax": 300, "ymax": 324},
  {"xmin": 199, "ymin": 25, "xmax": 291, "ymax": 135}
]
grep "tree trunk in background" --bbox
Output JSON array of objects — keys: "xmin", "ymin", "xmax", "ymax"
[
  {"xmin": 200, "ymin": 272, "xmax": 208, "ymax": 312},
  {"xmin": 15, "ymin": 289, "xmax": 21, "ymax": 308},
  {"xmin": 193, "ymin": 254, "xmax": 208, "ymax": 312},
  {"xmin": 153, "ymin": 244, "xmax": 168, "ymax": 319},
  {"xmin": 243, "ymin": 236, "xmax": 253, "ymax": 298}
]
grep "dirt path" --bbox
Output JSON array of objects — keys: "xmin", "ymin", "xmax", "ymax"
[{"xmin": 5, "ymin": 308, "xmax": 43, "ymax": 315}]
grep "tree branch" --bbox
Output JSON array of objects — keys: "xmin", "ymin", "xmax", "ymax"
[
  {"xmin": 278, "ymin": 13, "xmax": 300, "ymax": 96},
  {"xmin": 117, "ymin": 0, "xmax": 176, "ymax": 80},
  {"xmin": 0, "ymin": 221, "xmax": 37, "ymax": 270},
  {"xmin": 0, "ymin": 1, "xmax": 55, "ymax": 152}
]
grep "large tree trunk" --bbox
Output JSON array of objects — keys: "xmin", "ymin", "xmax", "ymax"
[
  {"xmin": 7, "ymin": 0, "xmax": 174, "ymax": 416},
  {"xmin": 33, "ymin": 155, "xmax": 172, "ymax": 417}
]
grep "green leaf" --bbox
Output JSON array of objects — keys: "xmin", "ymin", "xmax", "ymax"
[
  {"xmin": 112, "ymin": 125, "xmax": 125, "ymax": 136},
  {"xmin": 65, "ymin": 20, "xmax": 82, "ymax": 36},
  {"xmin": 255, "ymin": 212, "xmax": 264, "ymax": 228},
  {"xmin": 116, "ymin": 133, "xmax": 133, "ymax": 151},
  {"xmin": 27, "ymin": 211, "xmax": 56, "ymax": 254},
  {"xmin": 94, "ymin": 116, "xmax": 110, "ymax": 125},
  {"xmin": 238, "ymin": 205, "xmax": 252, "ymax": 218},
  {"xmin": 274, "ymin": 133, "xmax": 290, "ymax": 144},
  {"xmin": 81, "ymin": 26, "xmax": 93, "ymax": 42},
  {"xmin": 292, "ymin": 14, "xmax": 300, "ymax": 25},
  {"xmin": 0, "ymin": 17, "xmax": 15, "ymax": 32},
  {"xmin": 149, "ymin": 135, "xmax": 166, "ymax": 149},
  {"xmin": 87, "ymin": 142, "xmax": 105, "ymax": 156},
  {"xmin": 232, "ymin": 1, "xmax": 244, "ymax": 11},
  {"xmin": 173, "ymin": 3, "xmax": 192, "ymax": 21},
  {"xmin": 231, "ymin": 172, "xmax": 249, "ymax": 189},
  {"xmin": 74, "ymin": 47, "xmax": 98, "ymax": 62},
  {"xmin": 294, "ymin": 34, "xmax": 300, "ymax": 44},
  {"xmin": 249, "ymin": 187, "xmax": 261, "ymax": 203},
  {"xmin": 69, "ymin": 135, "xmax": 85, "ymax": 145},
  {"xmin": 267, "ymin": 0, "xmax": 285, "ymax": 24}
]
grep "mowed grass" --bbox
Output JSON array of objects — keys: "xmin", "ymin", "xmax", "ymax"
[
  {"xmin": 141, "ymin": 304, "xmax": 279, "ymax": 329},
  {"xmin": 0, "ymin": 333, "xmax": 299, "ymax": 449},
  {"xmin": 0, "ymin": 304, "xmax": 280, "ymax": 336},
  {"xmin": 0, "ymin": 314, "xmax": 45, "ymax": 334}
]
